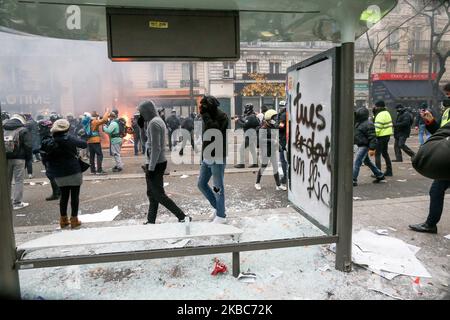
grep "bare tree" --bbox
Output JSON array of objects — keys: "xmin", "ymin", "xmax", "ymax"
[
  {"xmin": 364, "ymin": 0, "xmax": 432, "ymax": 107},
  {"xmin": 405, "ymin": 0, "xmax": 450, "ymax": 109}
]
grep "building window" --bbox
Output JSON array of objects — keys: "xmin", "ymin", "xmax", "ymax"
[
  {"xmin": 182, "ymin": 63, "xmax": 197, "ymax": 80},
  {"xmin": 149, "ymin": 63, "xmax": 164, "ymax": 81},
  {"xmin": 246, "ymin": 61, "xmax": 258, "ymax": 73},
  {"xmin": 223, "ymin": 62, "xmax": 235, "ymax": 70},
  {"xmin": 387, "ymin": 29, "xmax": 400, "ymax": 50},
  {"xmin": 269, "ymin": 61, "xmax": 281, "ymax": 74},
  {"xmin": 387, "ymin": 59, "xmax": 397, "ymax": 73},
  {"xmin": 355, "ymin": 61, "xmax": 365, "ymax": 74}
]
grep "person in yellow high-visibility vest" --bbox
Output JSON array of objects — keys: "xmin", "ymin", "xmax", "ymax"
[
  {"xmin": 373, "ymin": 100, "xmax": 393, "ymax": 176},
  {"xmin": 409, "ymin": 83, "xmax": 450, "ymax": 234}
]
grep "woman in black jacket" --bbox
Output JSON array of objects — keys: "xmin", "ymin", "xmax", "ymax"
[{"xmin": 41, "ymin": 119, "xmax": 88, "ymax": 229}]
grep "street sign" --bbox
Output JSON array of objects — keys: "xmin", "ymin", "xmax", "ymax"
[{"xmin": 287, "ymin": 48, "xmax": 338, "ymax": 233}]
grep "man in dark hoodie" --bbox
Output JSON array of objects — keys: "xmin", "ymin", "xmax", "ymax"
[
  {"xmin": 3, "ymin": 114, "xmax": 32, "ymax": 210},
  {"xmin": 353, "ymin": 107, "xmax": 385, "ymax": 186},
  {"xmin": 393, "ymin": 104, "xmax": 415, "ymax": 162},
  {"xmin": 166, "ymin": 109, "xmax": 181, "ymax": 151},
  {"xmin": 234, "ymin": 103, "xmax": 259, "ymax": 168},
  {"xmin": 409, "ymin": 85, "xmax": 450, "ymax": 234},
  {"xmin": 197, "ymin": 95, "xmax": 229, "ymax": 224},
  {"xmin": 137, "ymin": 100, "xmax": 190, "ymax": 224},
  {"xmin": 179, "ymin": 113, "xmax": 197, "ymax": 156}
]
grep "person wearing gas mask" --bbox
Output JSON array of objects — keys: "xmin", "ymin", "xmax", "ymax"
[
  {"xmin": 197, "ymin": 95, "xmax": 229, "ymax": 224},
  {"xmin": 234, "ymin": 103, "xmax": 259, "ymax": 169},
  {"xmin": 137, "ymin": 100, "xmax": 190, "ymax": 225},
  {"xmin": 255, "ymin": 109, "xmax": 286, "ymax": 191}
]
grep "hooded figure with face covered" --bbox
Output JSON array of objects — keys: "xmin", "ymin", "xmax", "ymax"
[{"xmin": 138, "ymin": 100, "xmax": 190, "ymax": 225}]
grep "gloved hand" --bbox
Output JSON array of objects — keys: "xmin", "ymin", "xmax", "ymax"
[{"xmin": 368, "ymin": 149, "xmax": 376, "ymax": 157}]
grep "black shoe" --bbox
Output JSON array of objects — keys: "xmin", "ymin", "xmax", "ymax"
[
  {"xmin": 97, "ymin": 170, "xmax": 107, "ymax": 175},
  {"xmin": 372, "ymin": 175, "xmax": 385, "ymax": 183},
  {"xmin": 353, "ymin": 181, "xmax": 358, "ymax": 187},
  {"xmin": 392, "ymin": 160, "xmax": 403, "ymax": 162},
  {"xmin": 384, "ymin": 171, "xmax": 393, "ymax": 177},
  {"xmin": 409, "ymin": 222, "xmax": 437, "ymax": 234},
  {"xmin": 234, "ymin": 164, "xmax": 245, "ymax": 169},
  {"xmin": 248, "ymin": 164, "xmax": 259, "ymax": 168},
  {"xmin": 46, "ymin": 194, "xmax": 60, "ymax": 201}
]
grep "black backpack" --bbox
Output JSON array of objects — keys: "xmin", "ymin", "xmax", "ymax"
[{"xmin": 116, "ymin": 118, "xmax": 127, "ymax": 138}]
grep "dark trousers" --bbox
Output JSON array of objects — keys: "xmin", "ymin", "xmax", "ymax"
[
  {"xmin": 88, "ymin": 143, "xmax": 103, "ymax": 173},
  {"xmin": 375, "ymin": 135, "xmax": 392, "ymax": 174},
  {"xmin": 46, "ymin": 172, "xmax": 60, "ymax": 196},
  {"xmin": 426, "ymin": 180, "xmax": 450, "ymax": 227},
  {"xmin": 168, "ymin": 129, "xmax": 177, "ymax": 151},
  {"xmin": 145, "ymin": 161, "xmax": 185, "ymax": 223},
  {"xmin": 394, "ymin": 135, "xmax": 415, "ymax": 161},
  {"xmin": 179, "ymin": 130, "xmax": 196, "ymax": 154},
  {"xmin": 59, "ymin": 186, "xmax": 81, "ymax": 217}
]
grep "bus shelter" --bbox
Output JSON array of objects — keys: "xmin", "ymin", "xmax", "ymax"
[{"xmin": 0, "ymin": 0, "xmax": 397, "ymax": 299}]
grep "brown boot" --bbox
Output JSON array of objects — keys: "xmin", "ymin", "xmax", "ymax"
[
  {"xmin": 70, "ymin": 216, "xmax": 81, "ymax": 229},
  {"xmin": 60, "ymin": 216, "xmax": 70, "ymax": 229}
]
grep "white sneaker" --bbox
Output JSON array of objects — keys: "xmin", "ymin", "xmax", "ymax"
[
  {"xmin": 211, "ymin": 216, "xmax": 227, "ymax": 224},
  {"xmin": 28, "ymin": 174, "xmax": 33, "ymax": 179},
  {"xmin": 209, "ymin": 212, "xmax": 216, "ymax": 222},
  {"xmin": 13, "ymin": 202, "xmax": 29, "ymax": 210},
  {"xmin": 276, "ymin": 184, "xmax": 287, "ymax": 191},
  {"xmin": 255, "ymin": 183, "xmax": 262, "ymax": 190}
]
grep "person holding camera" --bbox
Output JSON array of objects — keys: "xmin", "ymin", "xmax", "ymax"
[
  {"xmin": 137, "ymin": 100, "xmax": 190, "ymax": 225},
  {"xmin": 197, "ymin": 95, "xmax": 229, "ymax": 224}
]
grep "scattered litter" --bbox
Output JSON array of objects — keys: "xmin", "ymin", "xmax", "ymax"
[
  {"xmin": 444, "ymin": 235, "xmax": 450, "ymax": 240},
  {"xmin": 352, "ymin": 230, "xmax": 432, "ymax": 279},
  {"xmin": 318, "ymin": 264, "xmax": 331, "ymax": 272},
  {"xmin": 237, "ymin": 271, "xmax": 257, "ymax": 283},
  {"xmin": 368, "ymin": 288, "xmax": 404, "ymax": 300},
  {"xmin": 78, "ymin": 206, "xmax": 121, "ymax": 223},
  {"xmin": 211, "ymin": 258, "xmax": 228, "ymax": 276},
  {"xmin": 16, "ymin": 214, "xmax": 26, "ymax": 217},
  {"xmin": 91, "ymin": 180, "xmax": 101, "ymax": 184},
  {"xmin": 29, "ymin": 182, "xmax": 36, "ymax": 186},
  {"xmin": 353, "ymin": 197, "xmax": 362, "ymax": 200},
  {"xmin": 375, "ymin": 229, "xmax": 389, "ymax": 236},
  {"xmin": 396, "ymin": 179, "xmax": 407, "ymax": 182},
  {"xmin": 164, "ymin": 182, "xmax": 169, "ymax": 187},
  {"xmin": 123, "ymin": 193, "xmax": 132, "ymax": 196},
  {"xmin": 388, "ymin": 227, "xmax": 397, "ymax": 232},
  {"xmin": 40, "ymin": 170, "xmax": 46, "ymax": 173},
  {"xmin": 268, "ymin": 268, "xmax": 283, "ymax": 280},
  {"xmin": 28, "ymin": 181, "xmax": 48, "ymax": 186},
  {"xmin": 180, "ymin": 175, "xmax": 189, "ymax": 179},
  {"xmin": 166, "ymin": 239, "xmax": 191, "ymax": 248},
  {"xmin": 412, "ymin": 277, "xmax": 423, "ymax": 295}
]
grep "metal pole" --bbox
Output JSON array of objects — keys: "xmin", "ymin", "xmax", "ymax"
[
  {"xmin": 189, "ymin": 62, "xmax": 195, "ymax": 114},
  {"xmin": 232, "ymin": 252, "xmax": 240, "ymax": 278},
  {"xmin": 0, "ymin": 104, "xmax": 21, "ymax": 299},
  {"xmin": 335, "ymin": 42, "xmax": 354, "ymax": 272}
]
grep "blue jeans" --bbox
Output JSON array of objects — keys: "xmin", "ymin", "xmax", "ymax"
[
  {"xmin": 353, "ymin": 146, "xmax": 384, "ymax": 182},
  {"xmin": 418, "ymin": 124, "xmax": 430, "ymax": 145},
  {"xmin": 426, "ymin": 180, "xmax": 450, "ymax": 227},
  {"xmin": 197, "ymin": 161, "xmax": 226, "ymax": 218},
  {"xmin": 279, "ymin": 146, "xmax": 288, "ymax": 184}
]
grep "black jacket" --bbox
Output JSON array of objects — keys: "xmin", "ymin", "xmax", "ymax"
[
  {"xmin": 3, "ymin": 118, "xmax": 32, "ymax": 161},
  {"xmin": 354, "ymin": 108, "xmax": 377, "ymax": 149},
  {"xmin": 237, "ymin": 113, "xmax": 260, "ymax": 132},
  {"xmin": 166, "ymin": 115, "xmax": 181, "ymax": 131},
  {"xmin": 41, "ymin": 133, "xmax": 88, "ymax": 178},
  {"xmin": 201, "ymin": 108, "xmax": 229, "ymax": 162},
  {"xmin": 394, "ymin": 108, "xmax": 413, "ymax": 138},
  {"xmin": 181, "ymin": 116, "xmax": 194, "ymax": 132},
  {"xmin": 412, "ymin": 122, "xmax": 450, "ymax": 180},
  {"xmin": 278, "ymin": 109, "xmax": 287, "ymax": 149},
  {"xmin": 25, "ymin": 119, "xmax": 41, "ymax": 152}
]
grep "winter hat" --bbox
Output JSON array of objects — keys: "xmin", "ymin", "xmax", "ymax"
[
  {"xmin": 375, "ymin": 100, "xmax": 385, "ymax": 108},
  {"xmin": 10, "ymin": 114, "xmax": 26, "ymax": 125},
  {"xmin": 51, "ymin": 119, "xmax": 70, "ymax": 133},
  {"xmin": 83, "ymin": 112, "xmax": 92, "ymax": 118}
]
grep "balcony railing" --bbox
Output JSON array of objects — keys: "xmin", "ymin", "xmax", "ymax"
[
  {"xmin": 180, "ymin": 79, "xmax": 200, "ymax": 87},
  {"xmin": 147, "ymin": 80, "xmax": 168, "ymax": 88},
  {"xmin": 242, "ymin": 73, "xmax": 286, "ymax": 81},
  {"xmin": 409, "ymin": 40, "xmax": 450, "ymax": 54}
]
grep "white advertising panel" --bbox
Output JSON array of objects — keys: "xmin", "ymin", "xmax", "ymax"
[{"xmin": 287, "ymin": 54, "xmax": 334, "ymax": 230}]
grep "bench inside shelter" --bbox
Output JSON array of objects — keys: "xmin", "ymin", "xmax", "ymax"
[{"xmin": 16, "ymin": 222, "xmax": 244, "ymax": 277}]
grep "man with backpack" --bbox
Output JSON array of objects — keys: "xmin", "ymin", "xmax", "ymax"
[
  {"xmin": 3, "ymin": 114, "xmax": 32, "ymax": 210},
  {"xmin": 103, "ymin": 111, "xmax": 124, "ymax": 172},
  {"xmin": 84, "ymin": 111, "xmax": 109, "ymax": 175}
]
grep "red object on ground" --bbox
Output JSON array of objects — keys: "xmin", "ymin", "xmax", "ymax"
[{"xmin": 211, "ymin": 258, "xmax": 228, "ymax": 276}]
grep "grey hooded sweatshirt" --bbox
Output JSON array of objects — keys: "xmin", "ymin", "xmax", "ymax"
[{"xmin": 138, "ymin": 100, "xmax": 167, "ymax": 171}]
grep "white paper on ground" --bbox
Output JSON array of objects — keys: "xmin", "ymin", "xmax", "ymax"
[
  {"xmin": 368, "ymin": 287, "xmax": 404, "ymax": 300},
  {"xmin": 237, "ymin": 272, "xmax": 257, "ymax": 283},
  {"xmin": 318, "ymin": 264, "xmax": 331, "ymax": 272},
  {"xmin": 396, "ymin": 179, "xmax": 407, "ymax": 182},
  {"xmin": 376, "ymin": 229, "xmax": 389, "ymax": 236},
  {"xmin": 164, "ymin": 182, "xmax": 169, "ymax": 187},
  {"xmin": 353, "ymin": 197, "xmax": 362, "ymax": 200},
  {"xmin": 180, "ymin": 175, "xmax": 189, "ymax": 179},
  {"xmin": 444, "ymin": 235, "xmax": 450, "ymax": 240},
  {"xmin": 352, "ymin": 230, "xmax": 431, "ymax": 278},
  {"xmin": 78, "ymin": 206, "xmax": 121, "ymax": 223}
]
